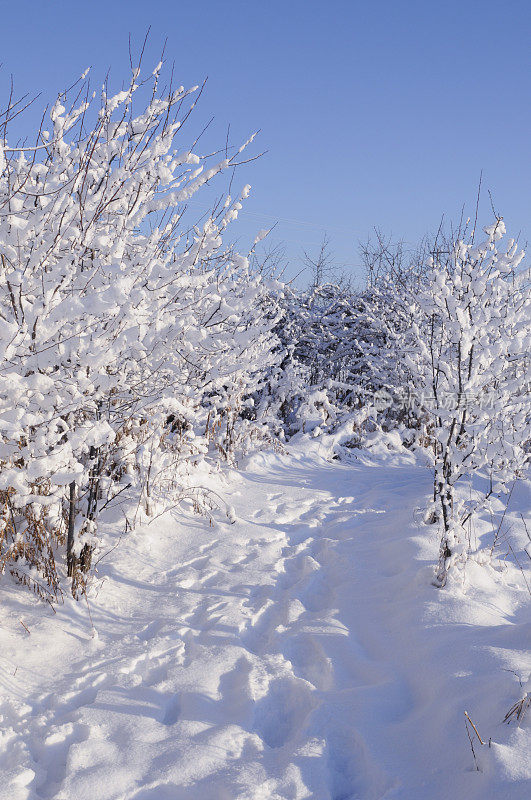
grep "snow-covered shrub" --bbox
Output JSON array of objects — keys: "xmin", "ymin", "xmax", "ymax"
[
  {"xmin": 360, "ymin": 280, "xmax": 429, "ymax": 438},
  {"xmin": 263, "ymin": 279, "xmax": 412, "ymax": 448},
  {"xmin": 0, "ymin": 64, "xmax": 280, "ymax": 600},
  {"xmin": 265, "ymin": 284, "xmax": 367, "ymax": 436},
  {"xmin": 389, "ymin": 220, "xmax": 530, "ymax": 584}
]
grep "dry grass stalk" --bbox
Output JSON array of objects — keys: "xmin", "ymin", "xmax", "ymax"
[
  {"xmin": 464, "ymin": 710, "xmax": 485, "ymax": 745},
  {"xmin": 464, "ymin": 718, "xmax": 481, "ymax": 772},
  {"xmin": 503, "ymin": 693, "xmax": 530, "ymax": 726}
]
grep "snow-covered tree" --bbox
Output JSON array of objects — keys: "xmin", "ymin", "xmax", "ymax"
[
  {"xmin": 0, "ymin": 63, "xmax": 280, "ymax": 600},
  {"xmin": 401, "ymin": 220, "xmax": 530, "ymax": 584}
]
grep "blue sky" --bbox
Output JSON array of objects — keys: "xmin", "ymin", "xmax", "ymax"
[{"xmin": 1, "ymin": 0, "xmax": 529, "ymax": 283}]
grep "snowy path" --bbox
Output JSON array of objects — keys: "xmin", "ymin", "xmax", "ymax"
[{"xmin": 0, "ymin": 447, "xmax": 529, "ymax": 799}]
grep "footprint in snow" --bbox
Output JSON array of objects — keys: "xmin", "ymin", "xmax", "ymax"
[
  {"xmin": 217, "ymin": 655, "xmax": 254, "ymax": 725},
  {"xmin": 159, "ymin": 693, "xmax": 181, "ymax": 726},
  {"xmin": 136, "ymin": 619, "xmax": 165, "ymax": 642},
  {"xmin": 325, "ymin": 723, "xmax": 391, "ymax": 800},
  {"xmin": 31, "ymin": 720, "xmax": 92, "ymax": 800},
  {"xmin": 252, "ymin": 675, "xmax": 318, "ymax": 749}
]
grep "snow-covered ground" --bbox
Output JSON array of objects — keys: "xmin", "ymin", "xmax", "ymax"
[{"xmin": 0, "ymin": 442, "xmax": 529, "ymax": 800}]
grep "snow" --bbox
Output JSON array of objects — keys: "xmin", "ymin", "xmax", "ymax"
[
  {"xmin": 0, "ymin": 51, "xmax": 528, "ymax": 800},
  {"xmin": 0, "ymin": 443, "xmax": 528, "ymax": 800}
]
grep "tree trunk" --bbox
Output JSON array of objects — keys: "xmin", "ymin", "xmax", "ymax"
[{"xmin": 66, "ymin": 481, "xmax": 76, "ymax": 577}]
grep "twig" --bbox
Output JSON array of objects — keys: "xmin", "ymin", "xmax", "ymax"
[
  {"xmin": 501, "ymin": 668, "xmax": 523, "ymax": 688},
  {"xmin": 490, "ymin": 479, "xmax": 516, "ymax": 556},
  {"xmin": 520, "ymin": 513, "xmax": 531, "ymax": 561},
  {"xmin": 464, "ymin": 718, "xmax": 480, "ymax": 771},
  {"xmin": 507, "ymin": 542, "xmax": 531, "ymax": 597},
  {"xmin": 97, "ymin": 482, "xmax": 132, "ymax": 512},
  {"xmin": 19, "ymin": 620, "xmax": 30, "ymax": 635},
  {"xmin": 471, "ymin": 171, "xmax": 483, "ymax": 244}
]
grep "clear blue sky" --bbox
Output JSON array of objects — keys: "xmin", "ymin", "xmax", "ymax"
[{"xmin": 1, "ymin": 0, "xmax": 529, "ymax": 283}]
